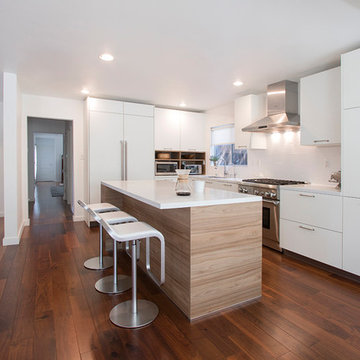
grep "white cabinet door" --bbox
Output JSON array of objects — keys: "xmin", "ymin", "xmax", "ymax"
[
  {"xmin": 234, "ymin": 94, "xmax": 267, "ymax": 149},
  {"xmin": 180, "ymin": 112, "xmax": 206, "ymax": 151},
  {"xmin": 154, "ymin": 108, "xmax": 181, "ymax": 150},
  {"xmin": 342, "ymin": 48, "xmax": 360, "ymax": 110},
  {"xmin": 124, "ymin": 114, "xmax": 154, "ymax": 180},
  {"xmin": 342, "ymin": 108, "xmax": 360, "ymax": 198},
  {"xmin": 280, "ymin": 219, "xmax": 342, "ymax": 269},
  {"xmin": 217, "ymin": 182, "xmax": 238, "ymax": 192},
  {"xmin": 300, "ymin": 67, "xmax": 341, "ymax": 146},
  {"xmin": 89, "ymin": 111, "xmax": 123, "ymax": 203},
  {"xmin": 88, "ymin": 97, "xmax": 123, "ymax": 113},
  {"xmin": 124, "ymin": 102, "xmax": 154, "ymax": 117},
  {"xmin": 343, "ymin": 197, "xmax": 360, "ymax": 276},
  {"xmin": 280, "ymin": 189, "xmax": 342, "ymax": 232}
]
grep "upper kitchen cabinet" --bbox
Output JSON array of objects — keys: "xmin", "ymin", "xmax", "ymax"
[
  {"xmin": 154, "ymin": 108, "xmax": 181, "ymax": 150},
  {"xmin": 342, "ymin": 48, "xmax": 360, "ymax": 110},
  {"xmin": 300, "ymin": 67, "xmax": 341, "ymax": 146},
  {"xmin": 234, "ymin": 94, "xmax": 267, "ymax": 149},
  {"xmin": 180, "ymin": 111, "xmax": 206, "ymax": 151},
  {"xmin": 154, "ymin": 108, "xmax": 206, "ymax": 151},
  {"xmin": 88, "ymin": 97, "xmax": 124, "ymax": 113},
  {"xmin": 87, "ymin": 98, "xmax": 154, "ymax": 205}
]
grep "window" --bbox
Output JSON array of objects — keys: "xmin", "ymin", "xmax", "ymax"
[{"xmin": 211, "ymin": 124, "xmax": 247, "ymax": 165}]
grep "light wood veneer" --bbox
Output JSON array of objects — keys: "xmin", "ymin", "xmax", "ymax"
[{"xmin": 101, "ymin": 185, "xmax": 262, "ymax": 319}]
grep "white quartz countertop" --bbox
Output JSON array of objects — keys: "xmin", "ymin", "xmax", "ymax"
[
  {"xmin": 280, "ymin": 183, "xmax": 342, "ymax": 196},
  {"xmin": 102, "ymin": 180, "xmax": 261, "ymax": 209}
]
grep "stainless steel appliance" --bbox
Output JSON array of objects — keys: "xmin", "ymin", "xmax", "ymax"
[
  {"xmin": 239, "ymin": 178, "xmax": 306, "ymax": 251},
  {"xmin": 155, "ymin": 161, "xmax": 178, "ymax": 176},
  {"xmin": 242, "ymin": 80, "xmax": 300, "ymax": 133},
  {"xmin": 184, "ymin": 164, "xmax": 202, "ymax": 175}
]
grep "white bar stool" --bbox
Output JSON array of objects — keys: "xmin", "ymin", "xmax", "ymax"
[
  {"xmin": 78, "ymin": 200, "xmax": 119, "ymax": 270},
  {"xmin": 100, "ymin": 218, "xmax": 165, "ymax": 328},
  {"xmin": 94, "ymin": 210, "xmax": 138, "ymax": 294}
]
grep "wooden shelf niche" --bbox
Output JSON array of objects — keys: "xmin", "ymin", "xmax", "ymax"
[{"xmin": 155, "ymin": 150, "xmax": 206, "ymax": 175}]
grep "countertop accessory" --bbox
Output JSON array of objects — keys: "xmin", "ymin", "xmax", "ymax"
[
  {"xmin": 175, "ymin": 169, "xmax": 192, "ymax": 196},
  {"xmin": 329, "ymin": 171, "xmax": 341, "ymax": 188},
  {"xmin": 193, "ymin": 180, "xmax": 205, "ymax": 192}
]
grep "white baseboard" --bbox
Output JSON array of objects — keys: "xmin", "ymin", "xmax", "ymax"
[
  {"xmin": 2, "ymin": 236, "xmax": 20, "ymax": 246},
  {"xmin": 72, "ymin": 215, "xmax": 85, "ymax": 222},
  {"xmin": 2, "ymin": 218, "xmax": 30, "ymax": 246}
]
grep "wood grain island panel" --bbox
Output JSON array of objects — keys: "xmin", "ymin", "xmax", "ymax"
[{"xmin": 101, "ymin": 183, "xmax": 262, "ymax": 320}]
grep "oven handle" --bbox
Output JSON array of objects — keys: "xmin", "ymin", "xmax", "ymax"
[{"xmin": 262, "ymin": 199, "xmax": 280, "ymax": 206}]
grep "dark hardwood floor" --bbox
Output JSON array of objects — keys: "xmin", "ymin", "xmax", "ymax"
[{"xmin": 0, "ymin": 183, "xmax": 360, "ymax": 359}]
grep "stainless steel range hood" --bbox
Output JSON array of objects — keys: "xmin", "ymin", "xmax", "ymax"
[{"xmin": 242, "ymin": 80, "xmax": 300, "ymax": 133}]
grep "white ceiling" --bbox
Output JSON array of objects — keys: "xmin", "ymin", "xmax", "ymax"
[{"xmin": 0, "ymin": 0, "xmax": 360, "ymax": 110}]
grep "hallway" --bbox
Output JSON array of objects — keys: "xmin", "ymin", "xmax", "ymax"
[{"xmin": 29, "ymin": 182, "xmax": 72, "ymax": 225}]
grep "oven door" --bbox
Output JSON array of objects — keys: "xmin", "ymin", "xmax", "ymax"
[{"xmin": 262, "ymin": 199, "xmax": 281, "ymax": 251}]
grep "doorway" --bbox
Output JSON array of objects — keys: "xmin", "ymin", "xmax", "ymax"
[{"xmin": 27, "ymin": 117, "xmax": 73, "ymax": 224}]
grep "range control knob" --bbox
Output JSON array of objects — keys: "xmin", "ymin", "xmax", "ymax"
[
  {"xmin": 254, "ymin": 190, "xmax": 259, "ymax": 195},
  {"xmin": 264, "ymin": 192, "xmax": 270, "ymax": 198},
  {"xmin": 259, "ymin": 191, "xmax": 264, "ymax": 196},
  {"xmin": 270, "ymin": 193, "xmax": 277, "ymax": 199},
  {"xmin": 243, "ymin": 188, "xmax": 248, "ymax": 193}
]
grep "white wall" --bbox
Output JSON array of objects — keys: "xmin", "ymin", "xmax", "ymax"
[
  {"xmin": 0, "ymin": 101, "xmax": 3, "ymax": 217},
  {"xmin": 22, "ymin": 95, "xmax": 84, "ymax": 222},
  {"xmin": 28, "ymin": 118, "xmax": 66, "ymax": 200},
  {"xmin": 206, "ymin": 101, "xmax": 341, "ymax": 184},
  {"xmin": 2, "ymin": 72, "xmax": 23, "ymax": 245}
]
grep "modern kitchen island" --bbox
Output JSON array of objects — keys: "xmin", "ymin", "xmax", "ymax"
[{"xmin": 101, "ymin": 179, "xmax": 262, "ymax": 320}]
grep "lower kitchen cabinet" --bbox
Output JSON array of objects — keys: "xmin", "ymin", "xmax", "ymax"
[
  {"xmin": 343, "ymin": 197, "xmax": 360, "ymax": 276},
  {"xmin": 280, "ymin": 188, "xmax": 343, "ymax": 269},
  {"xmin": 280, "ymin": 219, "xmax": 342, "ymax": 269},
  {"xmin": 205, "ymin": 180, "xmax": 238, "ymax": 192}
]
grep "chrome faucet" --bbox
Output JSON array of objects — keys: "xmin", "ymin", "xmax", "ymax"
[{"xmin": 224, "ymin": 164, "xmax": 229, "ymax": 177}]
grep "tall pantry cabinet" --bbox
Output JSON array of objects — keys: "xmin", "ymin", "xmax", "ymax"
[
  {"xmin": 341, "ymin": 48, "xmax": 360, "ymax": 276},
  {"xmin": 85, "ymin": 98, "xmax": 154, "ymax": 206}
]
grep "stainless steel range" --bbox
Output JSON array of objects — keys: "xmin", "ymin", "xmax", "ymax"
[{"xmin": 239, "ymin": 178, "xmax": 306, "ymax": 252}]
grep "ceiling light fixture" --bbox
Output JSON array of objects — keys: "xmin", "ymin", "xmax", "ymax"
[
  {"xmin": 81, "ymin": 88, "xmax": 90, "ymax": 95},
  {"xmin": 99, "ymin": 53, "xmax": 114, "ymax": 62},
  {"xmin": 233, "ymin": 80, "xmax": 243, "ymax": 87},
  {"xmin": 179, "ymin": 102, "xmax": 186, "ymax": 107}
]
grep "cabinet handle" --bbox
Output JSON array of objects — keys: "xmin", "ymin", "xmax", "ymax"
[
  {"xmin": 223, "ymin": 184, "xmax": 233, "ymax": 187},
  {"xmin": 206, "ymin": 181, "xmax": 213, "ymax": 184},
  {"xmin": 313, "ymin": 139, "xmax": 329, "ymax": 143},
  {"xmin": 237, "ymin": 145, "xmax": 247, "ymax": 148},
  {"xmin": 299, "ymin": 225, "xmax": 315, "ymax": 231},
  {"xmin": 188, "ymin": 148, "xmax": 197, "ymax": 151},
  {"xmin": 299, "ymin": 193, "xmax": 315, "ymax": 198},
  {"xmin": 163, "ymin": 147, "xmax": 172, "ymax": 150}
]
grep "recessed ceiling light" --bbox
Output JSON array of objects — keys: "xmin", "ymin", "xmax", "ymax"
[
  {"xmin": 99, "ymin": 53, "xmax": 114, "ymax": 62},
  {"xmin": 81, "ymin": 88, "xmax": 90, "ymax": 95},
  {"xmin": 233, "ymin": 80, "xmax": 243, "ymax": 87},
  {"xmin": 179, "ymin": 102, "xmax": 186, "ymax": 107}
]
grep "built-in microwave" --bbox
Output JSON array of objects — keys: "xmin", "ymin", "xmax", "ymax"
[
  {"xmin": 155, "ymin": 161, "xmax": 178, "ymax": 176},
  {"xmin": 184, "ymin": 164, "xmax": 202, "ymax": 175}
]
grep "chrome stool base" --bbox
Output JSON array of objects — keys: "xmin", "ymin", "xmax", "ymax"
[
  {"xmin": 95, "ymin": 274, "xmax": 132, "ymax": 294},
  {"xmin": 84, "ymin": 256, "xmax": 113, "ymax": 270},
  {"xmin": 109, "ymin": 299, "xmax": 159, "ymax": 328}
]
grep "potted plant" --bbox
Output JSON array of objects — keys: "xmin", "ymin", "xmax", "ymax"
[{"xmin": 209, "ymin": 155, "xmax": 220, "ymax": 176}]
